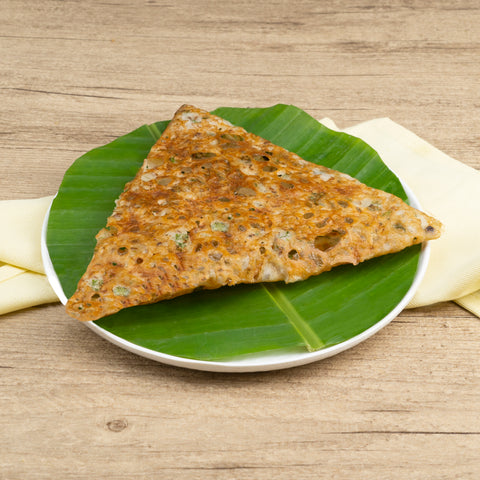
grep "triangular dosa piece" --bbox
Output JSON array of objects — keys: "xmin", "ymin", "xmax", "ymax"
[{"xmin": 66, "ymin": 105, "xmax": 441, "ymax": 321}]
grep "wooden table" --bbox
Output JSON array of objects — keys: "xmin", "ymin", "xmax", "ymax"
[{"xmin": 1, "ymin": 1, "xmax": 479, "ymax": 478}]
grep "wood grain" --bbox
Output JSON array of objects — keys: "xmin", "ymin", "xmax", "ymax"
[{"xmin": 1, "ymin": 1, "xmax": 479, "ymax": 478}]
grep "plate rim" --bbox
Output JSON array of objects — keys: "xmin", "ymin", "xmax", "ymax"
[{"xmin": 41, "ymin": 179, "xmax": 430, "ymax": 373}]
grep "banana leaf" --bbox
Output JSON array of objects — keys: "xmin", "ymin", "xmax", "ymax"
[{"xmin": 46, "ymin": 105, "xmax": 421, "ymax": 362}]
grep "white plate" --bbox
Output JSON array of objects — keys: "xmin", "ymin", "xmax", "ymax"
[{"xmin": 42, "ymin": 181, "xmax": 430, "ymax": 372}]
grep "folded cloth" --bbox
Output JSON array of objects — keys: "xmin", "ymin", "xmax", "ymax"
[
  {"xmin": 0, "ymin": 262, "xmax": 59, "ymax": 315},
  {"xmin": 321, "ymin": 117, "xmax": 480, "ymax": 315},
  {"xmin": 0, "ymin": 196, "xmax": 59, "ymax": 315},
  {"xmin": 0, "ymin": 196, "xmax": 54, "ymax": 274}
]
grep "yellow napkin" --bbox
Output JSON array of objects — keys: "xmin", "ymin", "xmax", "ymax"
[
  {"xmin": 322, "ymin": 117, "xmax": 480, "ymax": 316},
  {"xmin": 0, "ymin": 196, "xmax": 59, "ymax": 315}
]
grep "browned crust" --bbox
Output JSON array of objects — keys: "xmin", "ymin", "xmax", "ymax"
[{"xmin": 66, "ymin": 105, "xmax": 442, "ymax": 321}]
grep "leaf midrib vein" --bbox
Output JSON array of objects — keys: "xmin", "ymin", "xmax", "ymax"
[{"xmin": 261, "ymin": 283, "xmax": 324, "ymax": 352}]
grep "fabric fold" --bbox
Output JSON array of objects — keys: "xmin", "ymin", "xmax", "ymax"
[
  {"xmin": 0, "ymin": 196, "xmax": 54, "ymax": 274},
  {"xmin": 0, "ymin": 267, "xmax": 59, "ymax": 315},
  {"xmin": 0, "ymin": 196, "xmax": 58, "ymax": 315}
]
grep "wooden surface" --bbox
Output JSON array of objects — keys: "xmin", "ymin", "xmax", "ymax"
[{"xmin": 1, "ymin": 1, "xmax": 479, "ymax": 478}]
